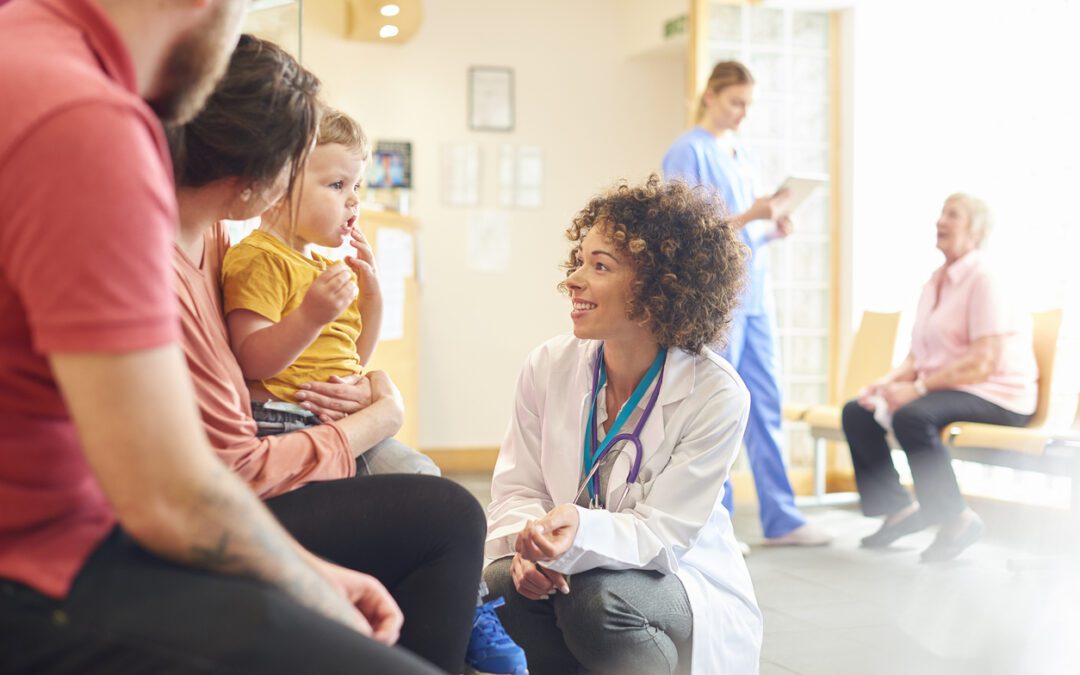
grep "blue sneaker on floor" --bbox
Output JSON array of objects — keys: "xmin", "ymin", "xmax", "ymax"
[{"xmin": 465, "ymin": 597, "xmax": 528, "ymax": 675}]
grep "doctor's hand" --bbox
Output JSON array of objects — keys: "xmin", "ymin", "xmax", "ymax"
[
  {"xmin": 295, "ymin": 374, "xmax": 373, "ymax": 422},
  {"xmin": 510, "ymin": 553, "xmax": 569, "ymax": 601},
  {"xmin": 516, "ymin": 504, "xmax": 580, "ymax": 563}
]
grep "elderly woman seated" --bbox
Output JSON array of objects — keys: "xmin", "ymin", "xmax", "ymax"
[{"xmin": 841, "ymin": 193, "xmax": 1037, "ymax": 562}]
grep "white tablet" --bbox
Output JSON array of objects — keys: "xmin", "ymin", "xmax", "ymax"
[{"xmin": 773, "ymin": 174, "xmax": 828, "ymax": 218}]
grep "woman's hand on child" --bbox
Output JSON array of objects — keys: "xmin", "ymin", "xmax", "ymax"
[
  {"xmin": 296, "ymin": 374, "xmax": 373, "ymax": 422},
  {"xmin": 366, "ymin": 370, "xmax": 405, "ymax": 430},
  {"xmin": 299, "ymin": 263, "xmax": 357, "ymax": 326},
  {"xmin": 516, "ymin": 504, "xmax": 580, "ymax": 564},
  {"xmin": 345, "ymin": 228, "xmax": 381, "ymax": 311},
  {"xmin": 510, "ymin": 552, "xmax": 569, "ymax": 600}
]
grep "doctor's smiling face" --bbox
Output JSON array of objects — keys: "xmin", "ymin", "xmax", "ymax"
[{"xmin": 564, "ymin": 225, "xmax": 646, "ymax": 344}]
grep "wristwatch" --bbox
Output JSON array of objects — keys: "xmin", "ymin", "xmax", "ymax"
[{"xmin": 914, "ymin": 378, "xmax": 928, "ymax": 397}]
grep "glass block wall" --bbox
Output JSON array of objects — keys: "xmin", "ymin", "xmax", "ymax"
[{"xmin": 707, "ymin": 2, "xmax": 834, "ymax": 466}]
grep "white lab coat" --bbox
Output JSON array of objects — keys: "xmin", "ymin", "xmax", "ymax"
[{"xmin": 486, "ymin": 334, "xmax": 763, "ymax": 675}]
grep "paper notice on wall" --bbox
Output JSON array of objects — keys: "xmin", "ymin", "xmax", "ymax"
[
  {"xmin": 515, "ymin": 146, "xmax": 544, "ymax": 208},
  {"xmin": 378, "ymin": 276, "xmax": 406, "ymax": 341},
  {"xmin": 498, "ymin": 145, "xmax": 544, "ymax": 209},
  {"xmin": 375, "ymin": 228, "xmax": 414, "ymax": 342},
  {"xmin": 466, "ymin": 210, "xmax": 511, "ymax": 274},
  {"xmin": 442, "ymin": 143, "xmax": 481, "ymax": 206},
  {"xmin": 376, "ymin": 227, "xmax": 414, "ymax": 279}
]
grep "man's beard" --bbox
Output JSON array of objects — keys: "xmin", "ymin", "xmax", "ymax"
[{"xmin": 147, "ymin": 1, "xmax": 241, "ymax": 125}]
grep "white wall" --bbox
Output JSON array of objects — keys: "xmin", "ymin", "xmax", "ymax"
[
  {"xmin": 849, "ymin": 0, "xmax": 1080, "ymax": 315},
  {"xmin": 616, "ymin": 0, "xmax": 688, "ymax": 57},
  {"xmin": 303, "ymin": 0, "xmax": 686, "ymax": 447}
]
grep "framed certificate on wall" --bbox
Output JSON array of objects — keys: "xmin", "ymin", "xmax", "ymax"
[{"xmin": 469, "ymin": 66, "xmax": 514, "ymax": 132}]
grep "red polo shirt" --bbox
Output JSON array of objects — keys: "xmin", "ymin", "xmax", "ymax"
[{"xmin": 0, "ymin": 0, "xmax": 179, "ymax": 598}]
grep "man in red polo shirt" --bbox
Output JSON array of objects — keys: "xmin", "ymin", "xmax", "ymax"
[{"xmin": 0, "ymin": 1, "xmax": 434, "ymax": 672}]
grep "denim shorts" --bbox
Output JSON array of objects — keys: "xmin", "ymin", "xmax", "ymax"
[{"xmin": 251, "ymin": 400, "xmax": 320, "ymax": 437}]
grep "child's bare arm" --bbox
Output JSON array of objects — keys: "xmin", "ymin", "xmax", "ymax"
[
  {"xmin": 346, "ymin": 228, "xmax": 383, "ymax": 365},
  {"xmin": 355, "ymin": 303, "xmax": 382, "ymax": 366},
  {"xmin": 229, "ymin": 264, "xmax": 357, "ymax": 381}
]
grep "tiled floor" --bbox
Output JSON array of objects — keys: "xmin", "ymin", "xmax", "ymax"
[{"xmin": 452, "ymin": 473, "xmax": 1080, "ymax": 675}]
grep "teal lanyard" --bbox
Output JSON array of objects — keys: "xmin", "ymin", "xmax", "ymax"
[{"xmin": 582, "ymin": 345, "xmax": 667, "ymax": 500}]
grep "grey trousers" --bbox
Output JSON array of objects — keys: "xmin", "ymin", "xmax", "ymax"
[
  {"xmin": 356, "ymin": 438, "xmax": 441, "ymax": 477},
  {"xmin": 483, "ymin": 557, "xmax": 693, "ymax": 675}
]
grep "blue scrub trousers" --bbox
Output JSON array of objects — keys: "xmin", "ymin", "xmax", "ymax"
[{"xmin": 720, "ymin": 309, "xmax": 806, "ymax": 538}]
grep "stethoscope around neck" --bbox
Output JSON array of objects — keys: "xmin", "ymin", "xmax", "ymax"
[{"xmin": 574, "ymin": 343, "xmax": 667, "ymax": 511}]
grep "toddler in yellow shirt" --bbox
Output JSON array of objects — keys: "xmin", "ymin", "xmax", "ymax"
[{"xmin": 221, "ymin": 109, "xmax": 380, "ymax": 435}]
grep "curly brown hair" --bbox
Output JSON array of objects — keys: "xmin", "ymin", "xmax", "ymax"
[{"xmin": 561, "ymin": 175, "xmax": 748, "ymax": 353}]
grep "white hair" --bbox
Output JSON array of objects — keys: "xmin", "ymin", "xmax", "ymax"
[{"xmin": 945, "ymin": 192, "xmax": 991, "ymax": 248}]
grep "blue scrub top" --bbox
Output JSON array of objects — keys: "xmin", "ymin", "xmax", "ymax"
[{"xmin": 662, "ymin": 126, "xmax": 770, "ymax": 315}]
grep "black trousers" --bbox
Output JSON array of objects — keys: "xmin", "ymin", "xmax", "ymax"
[
  {"xmin": 0, "ymin": 474, "xmax": 485, "ymax": 674},
  {"xmin": 842, "ymin": 390, "xmax": 1032, "ymax": 522}
]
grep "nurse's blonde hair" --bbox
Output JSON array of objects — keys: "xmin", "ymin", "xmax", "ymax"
[{"xmin": 697, "ymin": 61, "xmax": 754, "ymax": 121}]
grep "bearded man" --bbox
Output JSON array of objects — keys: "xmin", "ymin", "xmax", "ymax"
[{"xmin": 0, "ymin": 2, "xmax": 433, "ymax": 672}]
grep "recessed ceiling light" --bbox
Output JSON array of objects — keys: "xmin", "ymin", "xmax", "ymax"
[
  {"xmin": 380, "ymin": 4, "xmax": 401, "ymax": 17},
  {"xmin": 379, "ymin": 24, "xmax": 400, "ymax": 38}
]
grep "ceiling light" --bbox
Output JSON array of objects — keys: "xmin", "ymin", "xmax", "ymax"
[
  {"xmin": 380, "ymin": 4, "xmax": 401, "ymax": 17},
  {"xmin": 379, "ymin": 24, "xmax": 400, "ymax": 38}
]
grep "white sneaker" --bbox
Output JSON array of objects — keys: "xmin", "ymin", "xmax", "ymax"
[{"xmin": 763, "ymin": 523, "xmax": 833, "ymax": 547}]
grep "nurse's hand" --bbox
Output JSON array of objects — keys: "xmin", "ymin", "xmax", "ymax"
[
  {"xmin": 295, "ymin": 374, "xmax": 373, "ymax": 422},
  {"xmin": 510, "ymin": 553, "xmax": 569, "ymax": 600},
  {"xmin": 748, "ymin": 189, "xmax": 790, "ymax": 222},
  {"xmin": 775, "ymin": 215, "xmax": 794, "ymax": 239},
  {"xmin": 516, "ymin": 504, "xmax": 580, "ymax": 563}
]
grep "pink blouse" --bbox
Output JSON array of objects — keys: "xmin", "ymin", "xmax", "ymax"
[{"xmin": 910, "ymin": 251, "xmax": 1037, "ymax": 415}]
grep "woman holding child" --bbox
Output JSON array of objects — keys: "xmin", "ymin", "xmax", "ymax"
[
  {"xmin": 484, "ymin": 176, "xmax": 763, "ymax": 674},
  {"xmin": 166, "ymin": 35, "xmax": 501, "ymax": 674}
]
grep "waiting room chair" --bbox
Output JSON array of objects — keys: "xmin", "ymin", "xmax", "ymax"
[
  {"xmin": 796, "ymin": 311, "xmax": 902, "ymax": 505},
  {"xmin": 945, "ymin": 311, "xmax": 1077, "ymax": 504}
]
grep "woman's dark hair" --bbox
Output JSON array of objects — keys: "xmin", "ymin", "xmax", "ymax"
[
  {"xmin": 166, "ymin": 34, "xmax": 321, "ymax": 214},
  {"xmin": 561, "ymin": 175, "xmax": 748, "ymax": 353}
]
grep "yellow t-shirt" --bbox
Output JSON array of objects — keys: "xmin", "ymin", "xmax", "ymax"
[{"xmin": 220, "ymin": 229, "xmax": 363, "ymax": 403}]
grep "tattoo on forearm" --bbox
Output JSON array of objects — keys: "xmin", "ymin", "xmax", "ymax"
[
  {"xmin": 190, "ymin": 532, "xmax": 240, "ymax": 568},
  {"xmin": 180, "ymin": 465, "xmax": 356, "ymax": 627}
]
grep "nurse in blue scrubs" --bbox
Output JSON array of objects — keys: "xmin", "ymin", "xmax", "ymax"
[{"xmin": 662, "ymin": 61, "xmax": 831, "ymax": 546}]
